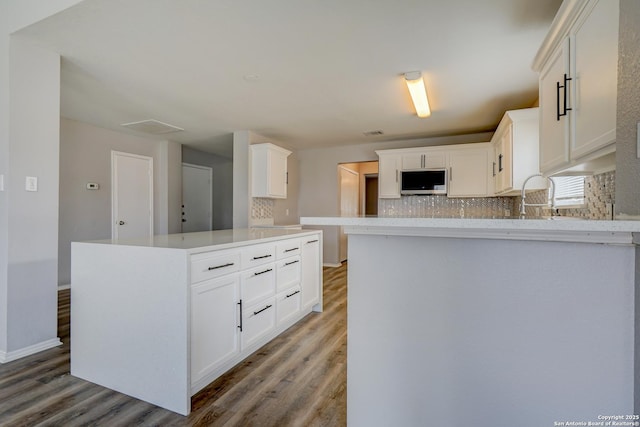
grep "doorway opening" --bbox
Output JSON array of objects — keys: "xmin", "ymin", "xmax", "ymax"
[
  {"xmin": 337, "ymin": 161, "xmax": 379, "ymax": 262},
  {"xmin": 182, "ymin": 163, "xmax": 213, "ymax": 233},
  {"xmin": 364, "ymin": 174, "xmax": 378, "ymax": 216}
]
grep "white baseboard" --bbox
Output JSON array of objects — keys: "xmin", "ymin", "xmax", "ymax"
[
  {"xmin": 58, "ymin": 284, "xmax": 70, "ymax": 291},
  {"xmin": 323, "ymin": 262, "xmax": 342, "ymax": 268},
  {"xmin": 0, "ymin": 338, "xmax": 63, "ymax": 364}
]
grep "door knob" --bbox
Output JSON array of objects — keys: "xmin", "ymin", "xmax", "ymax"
[{"xmin": 118, "ymin": 220, "xmax": 126, "ymax": 225}]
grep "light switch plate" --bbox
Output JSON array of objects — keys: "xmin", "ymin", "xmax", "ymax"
[
  {"xmin": 25, "ymin": 176, "xmax": 38, "ymax": 192},
  {"xmin": 0, "ymin": 174, "xmax": 4, "ymax": 191}
]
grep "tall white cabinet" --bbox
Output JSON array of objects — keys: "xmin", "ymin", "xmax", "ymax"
[{"xmin": 533, "ymin": 0, "xmax": 618, "ymax": 175}]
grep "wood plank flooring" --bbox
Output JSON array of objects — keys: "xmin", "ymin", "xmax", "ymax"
[{"xmin": 0, "ymin": 264, "xmax": 347, "ymax": 427}]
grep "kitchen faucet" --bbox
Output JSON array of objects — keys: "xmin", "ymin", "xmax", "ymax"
[{"xmin": 520, "ymin": 173, "xmax": 556, "ymax": 218}]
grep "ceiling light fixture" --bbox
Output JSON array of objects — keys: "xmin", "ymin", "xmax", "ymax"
[{"xmin": 404, "ymin": 71, "xmax": 431, "ymax": 118}]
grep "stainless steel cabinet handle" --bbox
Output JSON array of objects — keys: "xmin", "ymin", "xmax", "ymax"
[
  {"xmin": 208, "ymin": 262, "xmax": 234, "ymax": 271},
  {"xmin": 284, "ymin": 247, "xmax": 299, "ymax": 253},
  {"xmin": 284, "ymin": 260, "xmax": 300, "ymax": 266},
  {"xmin": 237, "ymin": 300, "xmax": 243, "ymax": 332},
  {"xmin": 253, "ymin": 304, "xmax": 272, "ymax": 315},
  {"xmin": 286, "ymin": 290, "xmax": 301, "ymax": 298},
  {"xmin": 252, "ymin": 254, "xmax": 272, "ymax": 260},
  {"xmin": 307, "ymin": 239, "xmax": 319, "ymax": 244},
  {"xmin": 254, "ymin": 268, "xmax": 273, "ymax": 276}
]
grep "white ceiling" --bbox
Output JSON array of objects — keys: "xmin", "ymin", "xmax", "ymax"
[{"xmin": 15, "ymin": 0, "xmax": 562, "ymax": 155}]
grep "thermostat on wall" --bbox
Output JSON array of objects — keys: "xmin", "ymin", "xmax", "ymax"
[{"xmin": 86, "ymin": 183, "xmax": 100, "ymax": 190}]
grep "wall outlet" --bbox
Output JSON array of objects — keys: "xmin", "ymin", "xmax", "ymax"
[
  {"xmin": 86, "ymin": 182, "xmax": 100, "ymax": 190},
  {"xmin": 25, "ymin": 176, "xmax": 38, "ymax": 192},
  {"xmin": 285, "ymin": 208, "xmax": 289, "ymax": 216},
  {"xmin": 606, "ymin": 202, "xmax": 614, "ymax": 220}
]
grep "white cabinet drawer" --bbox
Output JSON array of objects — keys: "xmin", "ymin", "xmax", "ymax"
[
  {"xmin": 276, "ymin": 239, "xmax": 301, "ymax": 259},
  {"xmin": 276, "ymin": 286, "xmax": 301, "ymax": 325},
  {"xmin": 241, "ymin": 264, "xmax": 276, "ymax": 307},
  {"xmin": 191, "ymin": 250, "xmax": 241, "ymax": 284},
  {"xmin": 241, "ymin": 297, "xmax": 276, "ymax": 349},
  {"xmin": 276, "ymin": 256, "xmax": 301, "ymax": 293},
  {"xmin": 241, "ymin": 243, "xmax": 276, "ymax": 269}
]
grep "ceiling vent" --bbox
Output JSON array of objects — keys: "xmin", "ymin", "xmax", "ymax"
[
  {"xmin": 363, "ymin": 130, "xmax": 384, "ymax": 136},
  {"xmin": 121, "ymin": 119, "xmax": 184, "ymax": 135}
]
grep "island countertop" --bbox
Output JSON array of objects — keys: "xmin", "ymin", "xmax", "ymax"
[
  {"xmin": 79, "ymin": 228, "xmax": 321, "ymax": 254},
  {"xmin": 299, "ymin": 216, "xmax": 640, "ymax": 244}
]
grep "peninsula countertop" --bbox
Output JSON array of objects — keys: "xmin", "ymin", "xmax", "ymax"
[{"xmin": 299, "ymin": 216, "xmax": 640, "ymax": 244}]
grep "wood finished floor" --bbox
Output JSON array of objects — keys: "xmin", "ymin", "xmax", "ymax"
[{"xmin": 0, "ymin": 264, "xmax": 347, "ymax": 427}]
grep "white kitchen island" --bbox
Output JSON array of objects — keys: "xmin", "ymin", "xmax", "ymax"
[
  {"xmin": 300, "ymin": 216, "xmax": 640, "ymax": 427},
  {"xmin": 71, "ymin": 228, "xmax": 322, "ymax": 415}
]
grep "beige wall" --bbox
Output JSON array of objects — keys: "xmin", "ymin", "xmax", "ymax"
[{"xmin": 58, "ymin": 118, "xmax": 181, "ymax": 286}]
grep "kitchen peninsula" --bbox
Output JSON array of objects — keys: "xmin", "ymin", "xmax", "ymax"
[
  {"xmin": 300, "ymin": 216, "xmax": 640, "ymax": 426},
  {"xmin": 71, "ymin": 228, "xmax": 322, "ymax": 415}
]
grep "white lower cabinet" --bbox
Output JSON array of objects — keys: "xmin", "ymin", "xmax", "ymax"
[
  {"xmin": 189, "ymin": 232, "xmax": 322, "ymax": 398},
  {"xmin": 241, "ymin": 297, "xmax": 277, "ymax": 349},
  {"xmin": 241, "ymin": 263, "xmax": 276, "ymax": 307},
  {"xmin": 190, "ymin": 274, "xmax": 241, "ymax": 386},
  {"xmin": 301, "ymin": 237, "xmax": 321, "ymax": 310},
  {"xmin": 276, "ymin": 286, "xmax": 302, "ymax": 325}
]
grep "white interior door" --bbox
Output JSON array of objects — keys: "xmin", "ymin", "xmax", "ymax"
[
  {"xmin": 182, "ymin": 163, "xmax": 213, "ymax": 233},
  {"xmin": 338, "ymin": 166, "xmax": 359, "ymax": 262},
  {"xmin": 112, "ymin": 151, "xmax": 153, "ymax": 240}
]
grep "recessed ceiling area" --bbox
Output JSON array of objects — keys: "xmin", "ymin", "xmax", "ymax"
[{"xmin": 15, "ymin": 0, "xmax": 563, "ymax": 153}]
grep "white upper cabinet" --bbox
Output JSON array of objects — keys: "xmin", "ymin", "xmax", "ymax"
[
  {"xmin": 377, "ymin": 144, "xmax": 492, "ymax": 198},
  {"xmin": 376, "ymin": 151, "xmax": 401, "ymax": 199},
  {"xmin": 401, "ymin": 151, "xmax": 446, "ymax": 170},
  {"xmin": 447, "ymin": 144, "xmax": 492, "ymax": 198},
  {"xmin": 251, "ymin": 143, "xmax": 291, "ymax": 199},
  {"xmin": 492, "ymin": 108, "xmax": 545, "ymax": 195},
  {"xmin": 533, "ymin": 0, "xmax": 618, "ymax": 175},
  {"xmin": 570, "ymin": 0, "xmax": 618, "ymax": 159}
]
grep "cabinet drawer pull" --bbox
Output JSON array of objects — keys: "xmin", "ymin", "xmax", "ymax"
[
  {"xmin": 306, "ymin": 239, "xmax": 319, "ymax": 244},
  {"xmin": 238, "ymin": 300, "xmax": 243, "ymax": 332},
  {"xmin": 286, "ymin": 290, "xmax": 300, "ymax": 298},
  {"xmin": 208, "ymin": 262, "xmax": 234, "ymax": 271},
  {"xmin": 284, "ymin": 247, "xmax": 299, "ymax": 253},
  {"xmin": 253, "ymin": 304, "xmax": 272, "ymax": 315},
  {"xmin": 252, "ymin": 254, "xmax": 272, "ymax": 260},
  {"xmin": 254, "ymin": 268, "xmax": 273, "ymax": 276},
  {"xmin": 284, "ymin": 260, "xmax": 300, "ymax": 266}
]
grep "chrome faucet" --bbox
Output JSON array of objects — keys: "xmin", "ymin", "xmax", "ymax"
[{"xmin": 520, "ymin": 173, "xmax": 556, "ymax": 218}]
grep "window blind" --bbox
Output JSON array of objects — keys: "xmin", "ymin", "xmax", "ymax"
[{"xmin": 550, "ymin": 176, "xmax": 585, "ymax": 207}]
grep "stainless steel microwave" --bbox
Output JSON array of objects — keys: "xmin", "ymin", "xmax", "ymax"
[{"xmin": 400, "ymin": 169, "xmax": 447, "ymax": 195}]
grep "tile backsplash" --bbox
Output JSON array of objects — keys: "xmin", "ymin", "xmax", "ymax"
[
  {"xmin": 252, "ymin": 197, "xmax": 274, "ymax": 220},
  {"xmin": 379, "ymin": 195, "xmax": 515, "ymax": 218},
  {"xmin": 379, "ymin": 171, "xmax": 616, "ymax": 220}
]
